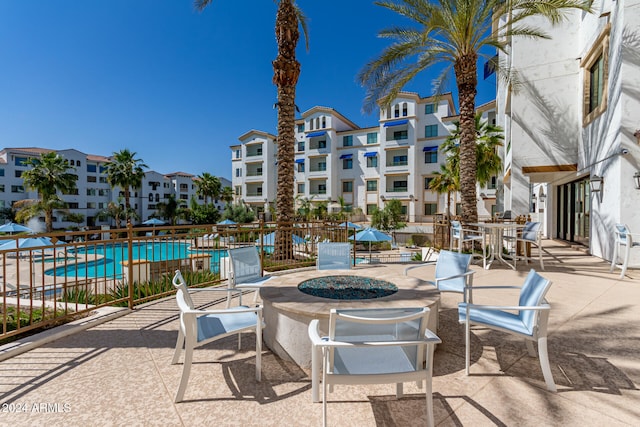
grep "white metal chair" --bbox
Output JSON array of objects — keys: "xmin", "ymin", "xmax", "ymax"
[
  {"xmin": 171, "ymin": 270, "xmax": 263, "ymax": 402},
  {"xmin": 610, "ymin": 223, "xmax": 640, "ymax": 279},
  {"xmin": 227, "ymin": 246, "xmax": 273, "ymax": 305},
  {"xmin": 405, "ymin": 250, "xmax": 476, "ymax": 303},
  {"xmin": 513, "ymin": 221, "xmax": 544, "ymax": 270},
  {"xmin": 458, "ymin": 269, "xmax": 556, "ymax": 391},
  {"xmin": 308, "ymin": 307, "xmax": 441, "ymax": 427},
  {"xmin": 450, "ymin": 220, "xmax": 486, "ymax": 268},
  {"xmin": 317, "ymin": 242, "xmax": 352, "ymax": 270}
]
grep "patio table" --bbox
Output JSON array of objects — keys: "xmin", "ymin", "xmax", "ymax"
[{"xmin": 469, "ymin": 222, "xmax": 524, "ymax": 270}]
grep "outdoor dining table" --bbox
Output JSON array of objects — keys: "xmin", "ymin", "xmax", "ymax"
[{"xmin": 469, "ymin": 222, "xmax": 525, "ymax": 270}]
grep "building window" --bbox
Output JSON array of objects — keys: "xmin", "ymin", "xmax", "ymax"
[
  {"xmin": 367, "ymin": 133, "xmax": 378, "ymax": 144},
  {"xmin": 14, "ymin": 157, "xmax": 27, "ymax": 166},
  {"xmin": 87, "ymin": 189, "xmax": 96, "ymax": 196},
  {"xmin": 424, "ymin": 151, "xmax": 437, "ymax": 164},
  {"xmin": 298, "ymin": 141, "xmax": 305, "ymax": 151},
  {"xmin": 425, "ymin": 124, "xmax": 438, "ymax": 138},
  {"xmin": 343, "ymin": 135, "xmax": 353, "ymax": 147},
  {"xmin": 77, "ymin": 161, "xmax": 81, "ymax": 167},
  {"xmin": 424, "ymin": 203, "xmax": 438, "ymax": 215},
  {"xmin": 98, "ymin": 202, "xmax": 105, "ymax": 209},
  {"xmin": 456, "ymin": 203, "xmax": 462, "ymax": 216},
  {"xmin": 366, "ymin": 204, "xmax": 377, "ymax": 215},
  {"xmin": 582, "ymin": 24, "xmax": 610, "ymax": 124},
  {"xmin": 402, "ymin": 102, "xmax": 408, "ymax": 116},
  {"xmin": 14, "ymin": 170, "xmax": 22, "ymax": 178},
  {"xmin": 297, "ymin": 183, "xmax": 305, "ymax": 194},
  {"xmin": 392, "ymin": 155, "xmax": 407, "ymax": 166},
  {"xmin": 235, "ymin": 185, "xmax": 242, "ymax": 196},
  {"xmin": 342, "ymin": 181, "xmax": 353, "ymax": 192},
  {"xmin": 424, "ymin": 177, "xmax": 433, "ymax": 190},
  {"xmin": 180, "ymin": 194, "xmax": 188, "ymax": 200},
  {"xmin": 316, "ymin": 117, "xmax": 320, "ymax": 129},
  {"xmin": 0, "ymin": 169, "xmax": 4, "ymax": 176},
  {"xmin": 425, "ymin": 104, "xmax": 435, "ymax": 114},
  {"xmin": 393, "ymin": 181, "xmax": 408, "ymax": 192},
  {"xmin": 322, "ymin": 117, "xmax": 326, "ymax": 128},
  {"xmin": 0, "ymin": 184, "xmax": 4, "ymax": 192},
  {"xmin": 179, "ymin": 183, "xmax": 188, "ymax": 192},
  {"xmin": 87, "ymin": 202, "xmax": 96, "ymax": 209},
  {"xmin": 367, "ymin": 156, "xmax": 378, "ymax": 168},
  {"xmin": 297, "ymin": 123, "xmax": 304, "ymax": 133},
  {"xmin": 149, "ymin": 193, "xmax": 154, "ymax": 201},
  {"xmin": 394, "ymin": 104, "xmax": 400, "ymax": 118},
  {"xmin": 309, "ymin": 119, "xmax": 314, "ymax": 130},
  {"xmin": 87, "ymin": 176, "xmax": 97, "ymax": 183},
  {"xmin": 11, "ymin": 185, "xmax": 24, "ymax": 193},
  {"xmin": 99, "ymin": 177, "xmax": 107, "ymax": 183},
  {"xmin": 393, "ymin": 130, "xmax": 408, "ymax": 140},
  {"xmin": 67, "ymin": 202, "xmax": 79, "ymax": 209},
  {"xmin": 298, "ymin": 162, "xmax": 305, "ymax": 172},
  {"xmin": 318, "ymin": 184, "xmax": 326, "ymax": 194},
  {"xmin": 488, "ymin": 176, "xmax": 497, "ymax": 189},
  {"xmin": 318, "ymin": 140, "xmax": 327, "ymax": 149},
  {"xmin": 366, "ymin": 180, "xmax": 377, "ymax": 192},
  {"xmin": 235, "ymin": 149, "xmax": 241, "ymax": 159},
  {"xmin": 343, "ymin": 158, "xmax": 353, "ymax": 169},
  {"xmin": 87, "ymin": 164, "xmax": 97, "ymax": 173},
  {"xmin": 235, "ymin": 168, "xmax": 242, "ymax": 177},
  {"xmin": 318, "ymin": 161, "xmax": 326, "ymax": 171}
]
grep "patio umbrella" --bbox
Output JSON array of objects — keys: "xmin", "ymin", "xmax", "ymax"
[
  {"xmin": 0, "ymin": 237, "xmax": 60, "ymax": 257},
  {"xmin": 217, "ymin": 219, "xmax": 237, "ymax": 225},
  {"xmin": 0, "ymin": 222, "xmax": 33, "ymax": 234},
  {"xmin": 142, "ymin": 218, "xmax": 165, "ymax": 226},
  {"xmin": 256, "ymin": 231, "xmax": 305, "ymax": 246},
  {"xmin": 338, "ymin": 221, "xmax": 363, "ymax": 230},
  {"xmin": 349, "ymin": 227, "xmax": 392, "ymax": 260}
]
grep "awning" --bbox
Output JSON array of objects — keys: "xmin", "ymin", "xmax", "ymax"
[
  {"xmin": 295, "ymin": 158, "xmax": 305, "ymax": 164},
  {"xmin": 364, "ymin": 152, "xmax": 378, "ymax": 157},
  {"xmin": 423, "ymin": 146, "xmax": 438, "ymax": 152},
  {"xmin": 383, "ymin": 119, "xmax": 408, "ymax": 127},
  {"xmin": 307, "ymin": 131, "xmax": 326, "ymax": 137},
  {"xmin": 339, "ymin": 154, "xmax": 352, "ymax": 159}
]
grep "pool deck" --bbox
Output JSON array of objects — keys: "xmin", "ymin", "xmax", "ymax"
[{"xmin": 1, "ymin": 240, "xmax": 639, "ymax": 426}]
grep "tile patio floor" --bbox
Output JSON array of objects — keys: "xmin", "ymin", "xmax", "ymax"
[{"xmin": 0, "ymin": 241, "xmax": 638, "ymax": 426}]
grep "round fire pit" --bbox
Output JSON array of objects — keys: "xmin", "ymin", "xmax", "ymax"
[{"xmin": 298, "ymin": 275, "xmax": 398, "ymax": 300}]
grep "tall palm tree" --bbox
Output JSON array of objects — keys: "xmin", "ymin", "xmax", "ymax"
[
  {"xmin": 104, "ymin": 149, "xmax": 148, "ymax": 225},
  {"xmin": 195, "ymin": 172, "xmax": 221, "ymax": 205},
  {"xmin": 195, "ymin": 0, "xmax": 308, "ymax": 260},
  {"xmin": 19, "ymin": 152, "xmax": 78, "ymax": 232},
  {"xmin": 220, "ymin": 186, "xmax": 234, "ymax": 205},
  {"xmin": 359, "ymin": 0, "xmax": 592, "ymax": 224},
  {"xmin": 429, "ymin": 163, "xmax": 459, "ymax": 219}
]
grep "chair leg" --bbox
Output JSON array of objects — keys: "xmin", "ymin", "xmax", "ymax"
[
  {"xmin": 322, "ymin": 354, "xmax": 328, "ymax": 427},
  {"xmin": 426, "ymin": 377, "xmax": 435, "ymax": 427},
  {"xmin": 621, "ymin": 245, "xmax": 630, "ymax": 279},
  {"xmin": 537, "ymin": 336, "xmax": 556, "ymax": 392},
  {"xmin": 525, "ymin": 339, "xmax": 536, "ymax": 357},
  {"xmin": 256, "ymin": 322, "xmax": 262, "ymax": 382},
  {"xmin": 396, "ymin": 382, "xmax": 404, "ymax": 398},
  {"xmin": 311, "ymin": 344, "xmax": 321, "ymax": 402},
  {"xmin": 171, "ymin": 329, "xmax": 184, "ymax": 365},
  {"xmin": 465, "ymin": 318, "xmax": 471, "ymax": 375},
  {"xmin": 175, "ymin": 343, "xmax": 194, "ymax": 403},
  {"xmin": 609, "ymin": 242, "xmax": 618, "ymax": 273},
  {"xmin": 538, "ymin": 242, "xmax": 544, "ymax": 270}
]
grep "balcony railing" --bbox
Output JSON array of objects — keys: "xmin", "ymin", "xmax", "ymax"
[
  {"xmin": 387, "ymin": 187, "xmax": 408, "ymax": 193},
  {"xmin": 386, "ymin": 161, "xmax": 408, "ymax": 167}
]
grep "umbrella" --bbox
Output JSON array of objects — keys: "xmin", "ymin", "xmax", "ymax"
[
  {"xmin": 0, "ymin": 237, "xmax": 60, "ymax": 254},
  {"xmin": 349, "ymin": 227, "xmax": 392, "ymax": 259},
  {"xmin": 217, "ymin": 219, "xmax": 237, "ymax": 225},
  {"xmin": 142, "ymin": 218, "xmax": 165, "ymax": 226},
  {"xmin": 256, "ymin": 231, "xmax": 305, "ymax": 246},
  {"xmin": 338, "ymin": 221, "xmax": 363, "ymax": 230},
  {"xmin": 0, "ymin": 222, "xmax": 33, "ymax": 234}
]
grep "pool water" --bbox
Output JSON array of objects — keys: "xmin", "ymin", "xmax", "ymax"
[{"xmin": 45, "ymin": 242, "xmax": 227, "ymax": 279}]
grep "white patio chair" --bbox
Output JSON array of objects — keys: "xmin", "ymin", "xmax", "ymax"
[
  {"xmin": 513, "ymin": 221, "xmax": 544, "ymax": 270},
  {"xmin": 405, "ymin": 250, "xmax": 476, "ymax": 303},
  {"xmin": 171, "ymin": 270, "xmax": 263, "ymax": 402},
  {"xmin": 308, "ymin": 307, "xmax": 441, "ymax": 427},
  {"xmin": 227, "ymin": 246, "xmax": 273, "ymax": 306},
  {"xmin": 458, "ymin": 269, "xmax": 556, "ymax": 391},
  {"xmin": 610, "ymin": 223, "xmax": 640, "ymax": 279},
  {"xmin": 450, "ymin": 220, "xmax": 486, "ymax": 268},
  {"xmin": 317, "ymin": 242, "xmax": 352, "ymax": 270}
]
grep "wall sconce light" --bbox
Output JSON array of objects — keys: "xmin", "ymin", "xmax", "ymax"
[
  {"xmin": 539, "ymin": 192, "xmax": 546, "ymax": 203},
  {"xmin": 590, "ymin": 175, "xmax": 603, "ymax": 201},
  {"xmin": 634, "ymin": 171, "xmax": 640, "ymax": 190},
  {"xmin": 634, "ymin": 129, "xmax": 640, "ymax": 144},
  {"xmin": 531, "ymin": 193, "xmax": 537, "ymax": 203}
]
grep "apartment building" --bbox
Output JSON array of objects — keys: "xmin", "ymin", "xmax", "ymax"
[
  {"xmin": 496, "ymin": 0, "xmax": 640, "ymax": 262},
  {"xmin": 0, "ymin": 147, "xmax": 227, "ymax": 229},
  {"xmin": 231, "ymin": 92, "xmax": 500, "ymax": 222}
]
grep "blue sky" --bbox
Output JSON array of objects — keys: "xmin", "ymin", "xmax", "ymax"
[{"xmin": 0, "ymin": 1, "xmax": 496, "ymax": 181}]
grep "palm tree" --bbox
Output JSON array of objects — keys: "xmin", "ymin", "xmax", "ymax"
[
  {"xmin": 429, "ymin": 163, "xmax": 459, "ymax": 219},
  {"xmin": 359, "ymin": 0, "xmax": 592, "ymax": 224},
  {"xmin": 195, "ymin": 172, "xmax": 221, "ymax": 205},
  {"xmin": 19, "ymin": 152, "xmax": 78, "ymax": 232},
  {"xmin": 195, "ymin": 0, "xmax": 308, "ymax": 260},
  {"xmin": 156, "ymin": 194, "xmax": 187, "ymax": 226},
  {"xmin": 220, "ymin": 186, "xmax": 234, "ymax": 206},
  {"xmin": 104, "ymin": 149, "xmax": 148, "ymax": 225}
]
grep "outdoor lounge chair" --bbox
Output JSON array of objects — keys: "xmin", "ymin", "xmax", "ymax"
[
  {"xmin": 610, "ymin": 223, "xmax": 640, "ymax": 279},
  {"xmin": 227, "ymin": 246, "xmax": 273, "ymax": 305},
  {"xmin": 450, "ymin": 220, "xmax": 487, "ymax": 268},
  {"xmin": 458, "ymin": 269, "xmax": 556, "ymax": 391},
  {"xmin": 308, "ymin": 307, "xmax": 441, "ymax": 427},
  {"xmin": 512, "ymin": 221, "xmax": 544, "ymax": 270},
  {"xmin": 171, "ymin": 270, "xmax": 263, "ymax": 402},
  {"xmin": 317, "ymin": 242, "xmax": 352, "ymax": 270}
]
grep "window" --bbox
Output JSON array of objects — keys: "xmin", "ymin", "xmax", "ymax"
[
  {"xmin": 318, "ymin": 140, "xmax": 327, "ymax": 149},
  {"xmin": 425, "ymin": 104, "xmax": 435, "ymax": 114},
  {"xmin": 424, "ymin": 203, "xmax": 438, "ymax": 215},
  {"xmin": 87, "ymin": 176, "xmax": 97, "ymax": 183},
  {"xmin": 235, "ymin": 168, "xmax": 242, "ymax": 177},
  {"xmin": 98, "ymin": 202, "xmax": 105, "ymax": 209},
  {"xmin": 257, "ymin": 187, "xmax": 262, "ymax": 195},
  {"xmin": 77, "ymin": 161, "xmax": 81, "ymax": 167},
  {"xmin": 424, "ymin": 177, "xmax": 433, "ymax": 190},
  {"xmin": 342, "ymin": 181, "xmax": 353, "ymax": 192},
  {"xmin": 582, "ymin": 24, "xmax": 610, "ymax": 124},
  {"xmin": 67, "ymin": 202, "xmax": 79, "ymax": 209},
  {"xmin": 425, "ymin": 125, "xmax": 438, "ymax": 138},
  {"xmin": 366, "ymin": 204, "xmax": 377, "ymax": 215},
  {"xmin": 235, "ymin": 185, "xmax": 242, "ymax": 196},
  {"xmin": 11, "ymin": 185, "xmax": 24, "ymax": 193},
  {"xmin": 99, "ymin": 189, "xmax": 108, "ymax": 196},
  {"xmin": 424, "ymin": 151, "xmax": 437, "ymax": 164},
  {"xmin": 99, "ymin": 165, "xmax": 107, "ymax": 173},
  {"xmin": 0, "ymin": 184, "xmax": 4, "ymax": 192},
  {"xmin": 491, "ymin": 204, "xmax": 497, "ymax": 217},
  {"xmin": 87, "ymin": 189, "xmax": 96, "ymax": 196},
  {"xmin": 149, "ymin": 193, "xmax": 154, "ymax": 201},
  {"xmin": 402, "ymin": 102, "xmax": 408, "ymax": 116},
  {"xmin": 87, "ymin": 164, "xmax": 97, "ymax": 173},
  {"xmin": 180, "ymin": 194, "xmax": 189, "ymax": 200},
  {"xmin": 366, "ymin": 180, "xmax": 377, "ymax": 192},
  {"xmin": 297, "ymin": 124, "xmax": 304, "ymax": 133},
  {"xmin": 87, "ymin": 202, "xmax": 96, "ymax": 209},
  {"xmin": 343, "ymin": 159, "xmax": 353, "ymax": 169},
  {"xmin": 99, "ymin": 177, "xmax": 107, "ymax": 183},
  {"xmin": 235, "ymin": 149, "xmax": 241, "ymax": 159},
  {"xmin": 392, "ymin": 155, "xmax": 407, "ymax": 166},
  {"xmin": 179, "ymin": 183, "xmax": 188, "ymax": 191},
  {"xmin": 298, "ymin": 141, "xmax": 305, "ymax": 151},
  {"xmin": 14, "ymin": 157, "xmax": 27, "ymax": 166},
  {"xmin": 318, "ymin": 184, "xmax": 326, "ymax": 194},
  {"xmin": 0, "ymin": 169, "xmax": 4, "ymax": 176},
  {"xmin": 394, "ymin": 105, "xmax": 400, "ymax": 118},
  {"xmin": 309, "ymin": 119, "xmax": 314, "ymax": 130},
  {"xmin": 298, "ymin": 162, "xmax": 305, "ymax": 172},
  {"xmin": 367, "ymin": 133, "xmax": 378, "ymax": 144},
  {"xmin": 297, "ymin": 183, "xmax": 305, "ymax": 194},
  {"xmin": 367, "ymin": 156, "xmax": 378, "ymax": 168},
  {"xmin": 322, "ymin": 117, "xmax": 326, "ymax": 128},
  {"xmin": 316, "ymin": 117, "xmax": 320, "ymax": 129},
  {"xmin": 393, "ymin": 130, "xmax": 408, "ymax": 140},
  {"xmin": 343, "ymin": 135, "xmax": 353, "ymax": 147},
  {"xmin": 14, "ymin": 170, "xmax": 22, "ymax": 178},
  {"xmin": 488, "ymin": 176, "xmax": 497, "ymax": 189},
  {"xmin": 70, "ymin": 160, "xmax": 75, "ymax": 166},
  {"xmin": 393, "ymin": 181, "xmax": 408, "ymax": 192},
  {"xmin": 456, "ymin": 203, "xmax": 462, "ymax": 216}
]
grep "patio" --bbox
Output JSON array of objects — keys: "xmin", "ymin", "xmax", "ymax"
[{"xmin": 0, "ymin": 241, "xmax": 638, "ymax": 426}]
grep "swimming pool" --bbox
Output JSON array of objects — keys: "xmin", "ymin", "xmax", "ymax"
[{"xmin": 45, "ymin": 241, "xmax": 227, "ymax": 279}]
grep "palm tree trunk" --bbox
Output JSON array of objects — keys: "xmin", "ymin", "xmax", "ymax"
[
  {"xmin": 272, "ymin": 0, "xmax": 300, "ymax": 261},
  {"xmin": 454, "ymin": 53, "xmax": 478, "ymax": 224}
]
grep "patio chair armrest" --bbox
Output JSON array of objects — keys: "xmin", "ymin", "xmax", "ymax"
[
  {"xmin": 423, "ymin": 328, "xmax": 442, "ymax": 344},
  {"xmin": 404, "ymin": 261, "xmax": 437, "ymax": 275},
  {"xmin": 314, "ymin": 337, "xmax": 441, "ymax": 349},
  {"xmin": 463, "ymin": 285, "xmax": 521, "ymax": 292},
  {"xmin": 435, "ymin": 270, "xmax": 476, "ymax": 283},
  {"xmin": 463, "ymin": 303, "xmax": 550, "ymax": 312},
  {"xmin": 182, "ymin": 305, "xmax": 263, "ymax": 316},
  {"xmin": 308, "ymin": 319, "xmax": 325, "ymax": 346}
]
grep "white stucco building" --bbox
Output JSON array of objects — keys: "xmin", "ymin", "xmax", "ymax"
[{"xmin": 496, "ymin": 0, "xmax": 640, "ymax": 262}]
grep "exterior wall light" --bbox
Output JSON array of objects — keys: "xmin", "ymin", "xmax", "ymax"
[
  {"xmin": 539, "ymin": 192, "xmax": 546, "ymax": 203},
  {"xmin": 634, "ymin": 129, "xmax": 640, "ymax": 144},
  {"xmin": 634, "ymin": 171, "xmax": 640, "ymax": 190},
  {"xmin": 590, "ymin": 175, "xmax": 603, "ymax": 202}
]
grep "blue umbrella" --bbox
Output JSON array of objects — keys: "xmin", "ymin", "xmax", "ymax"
[
  {"xmin": 256, "ymin": 231, "xmax": 305, "ymax": 246},
  {"xmin": 0, "ymin": 222, "xmax": 33, "ymax": 234},
  {"xmin": 349, "ymin": 227, "xmax": 392, "ymax": 259},
  {"xmin": 338, "ymin": 221, "xmax": 363, "ymax": 230},
  {"xmin": 0, "ymin": 237, "xmax": 59, "ymax": 251},
  {"xmin": 217, "ymin": 219, "xmax": 237, "ymax": 225},
  {"xmin": 142, "ymin": 218, "xmax": 165, "ymax": 226}
]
